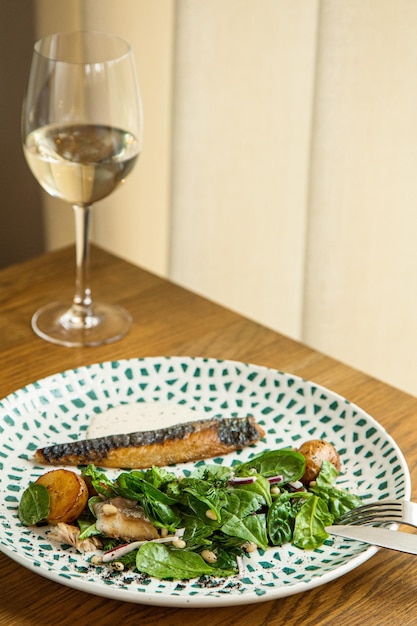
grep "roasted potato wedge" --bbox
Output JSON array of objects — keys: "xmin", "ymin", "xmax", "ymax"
[
  {"xmin": 298, "ymin": 439, "xmax": 341, "ymax": 485},
  {"xmin": 35, "ymin": 469, "xmax": 89, "ymax": 524}
]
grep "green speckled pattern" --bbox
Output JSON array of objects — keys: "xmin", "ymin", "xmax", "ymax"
[{"xmin": 0, "ymin": 357, "xmax": 411, "ymax": 607}]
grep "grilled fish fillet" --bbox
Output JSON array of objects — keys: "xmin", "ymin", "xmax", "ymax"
[
  {"xmin": 34, "ymin": 416, "xmax": 265, "ymax": 469},
  {"xmin": 93, "ymin": 497, "xmax": 159, "ymax": 541}
]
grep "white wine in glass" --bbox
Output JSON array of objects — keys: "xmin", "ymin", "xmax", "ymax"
[{"xmin": 22, "ymin": 31, "xmax": 143, "ymax": 347}]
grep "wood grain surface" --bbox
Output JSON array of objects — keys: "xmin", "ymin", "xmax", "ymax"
[{"xmin": 1, "ymin": 246, "xmax": 416, "ymax": 626}]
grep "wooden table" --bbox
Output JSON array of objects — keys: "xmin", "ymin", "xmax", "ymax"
[{"xmin": 1, "ymin": 245, "xmax": 416, "ymax": 626}]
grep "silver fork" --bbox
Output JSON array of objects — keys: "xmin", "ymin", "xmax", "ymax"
[{"xmin": 337, "ymin": 500, "xmax": 417, "ymax": 529}]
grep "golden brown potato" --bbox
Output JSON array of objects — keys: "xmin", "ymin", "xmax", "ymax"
[
  {"xmin": 298, "ymin": 439, "xmax": 341, "ymax": 485},
  {"xmin": 35, "ymin": 469, "xmax": 89, "ymax": 524}
]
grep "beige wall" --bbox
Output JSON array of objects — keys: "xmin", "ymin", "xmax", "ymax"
[
  {"xmin": 304, "ymin": 0, "xmax": 417, "ymax": 395},
  {"xmin": 32, "ymin": 0, "xmax": 417, "ymax": 398}
]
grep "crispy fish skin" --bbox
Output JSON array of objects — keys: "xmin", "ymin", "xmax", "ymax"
[{"xmin": 34, "ymin": 416, "xmax": 265, "ymax": 469}]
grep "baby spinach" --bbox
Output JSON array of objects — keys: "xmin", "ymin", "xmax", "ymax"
[
  {"xmin": 219, "ymin": 488, "xmax": 269, "ymax": 549},
  {"xmin": 77, "ymin": 518, "xmax": 100, "ymax": 540},
  {"xmin": 267, "ymin": 491, "xmax": 309, "ymax": 546},
  {"xmin": 179, "ymin": 477, "xmax": 227, "ymax": 522},
  {"xmin": 292, "ymin": 495, "xmax": 333, "ymax": 550},
  {"xmin": 235, "ymin": 449, "xmax": 306, "ymax": 483},
  {"xmin": 190, "ymin": 465, "xmax": 233, "ymax": 484},
  {"xmin": 234, "ymin": 475, "xmax": 272, "ymax": 507},
  {"xmin": 18, "ymin": 483, "xmax": 50, "ymax": 526},
  {"xmin": 136, "ymin": 542, "xmax": 237, "ymax": 579},
  {"xmin": 221, "ymin": 512, "xmax": 268, "ymax": 550},
  {"xmin": 181, "ymin": 512, "xmax": 215, "ymax": 550},
  {"xmin": 116, "ymin": 470, "xmax": 182, "ymax": 529},
  {"xmin": 223, "ymin": 488, "xmax": 264, "ymax": 519},
  {"xmin": 310, "ymin": 460, "xmax": 363, "ymax": 519},
  {"xmin": 82, "ymin": 465, "xmax": 117, "ymax": 498}
]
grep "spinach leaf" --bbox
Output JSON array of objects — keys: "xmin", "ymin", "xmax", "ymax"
[
  {"xmin": 223, "ymin": 489, "xmax": 263, "ymax": 518},
  {"xmin": 189, "ymin": 464, "xmax": 233, "ymax": 484},
  {"xmin": 142, "ymin": 466, "xmax": 178, "ymax": 488},
  {"xmin": 87, "ymin": 495, "xmax": 102, "ymax": 517},
  {"xmin": 82, "ymin": 465, "xmax": 117, "ymax": 498},
  {"xmin": 312, "ymin": 485, "xmax": 362, "ymax": 519},
  {"xmin": 315, "ymin": 459, "xmax": 339, "ymax": 487},
  {"xmin": 143, "ymin": 498, "xmax": 182, "ymax": 529},
  {"xmin": 221, "ymin": 512, "xmax": 268, "ymax": 550},
  {"xmin": 235, "ymin": 449, "xmax": 305, "ymax": 483},
  {"xmin": 115, "ymin": 471, "xmax": 178, "ymax": 505},
  {"xmin": 180, "ymin": 490, "xmax": 221, "ymax": 525},
  {"xmin": 180, "ymin": 478, "xmax": 227, "ymax": 522},
  {"xmin": 18, "ymin": 483, "xmax": 50, "ymax": 526},
  {"xmin": 215, "ymin": 545, "xmax": 244, "ymax": 570},
  {"xmin": 136, "ymin": 542, "xmax": 236, "ymax": 580},
  {"xmin": 180, "ymin": 512, "xmax": 215, "ymax": 550},
  {"xmin": 311, "ymin": 460, "xmax": 363, "ymax": 519},
  {"xmin": 292, "ymin": 495, "xmax": 333, "ymax": 549},
  {"xmin": 116, "ymin": 471, "xmax": 182, "ymax": 528},
  {"xmin": 267, "ymin": 491, "xmax": 309, "ymax": 546},
  {"xmin": 78, "ymin": 518, "xmax": 100, "ymax": 539},
  {"xmin": 233, "ymin": 474, "xmax": 272, "ymax": 507}
]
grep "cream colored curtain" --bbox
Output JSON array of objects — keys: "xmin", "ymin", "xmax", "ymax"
[
  {"xmin": 35, "ymin": 0, "xmax": 417, "ymax": 397},
  {"xmin": 170, "ymin": 0, "xmax": 318, "ymax": 340},
  {"xmin": 304, "ymin": 1, "xmax": 417, "ymax": 395}
]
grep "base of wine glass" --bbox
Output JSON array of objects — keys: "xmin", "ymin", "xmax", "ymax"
[{"xmin": 31, "ymin": 301, "xmax": 132, "ymax": 347}]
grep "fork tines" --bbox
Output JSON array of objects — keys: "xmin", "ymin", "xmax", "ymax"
[{"xmin": 338, "ymin": 500, "xmax": 403, "ymax": 525}]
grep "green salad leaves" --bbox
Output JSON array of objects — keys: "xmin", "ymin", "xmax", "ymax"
[
  {"xmin": 76, "ymin": 448, "xmax": 361, "ymax": 580},
  {"xmin": 18, "ymin": 446, "xmax": 362, "ymax": 581},
  {"xmin": 18, "ymin": 483, "xmax": 50, "ymax": 526}
]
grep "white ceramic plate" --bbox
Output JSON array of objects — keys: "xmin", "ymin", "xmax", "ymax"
[{"xmin": 0, "ymin": 357, "xmax": 411, "ymax": 607}]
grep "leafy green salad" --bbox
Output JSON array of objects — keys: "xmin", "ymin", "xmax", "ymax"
[{"xmin": 18, "ymin": 445, "xmax": 362, "ymax": 581}]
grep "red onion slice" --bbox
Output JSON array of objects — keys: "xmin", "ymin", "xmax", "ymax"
[
  {"xmin": 227, "ymin": 476, "xmax": 257, "ymax": 485},
  {"xmin": 267, "ymin": 475, "xmax": 284, "ymax": 485},
  {"xmin": 102, "ymin": 528, "xmax": 185, "ymax": 563}
]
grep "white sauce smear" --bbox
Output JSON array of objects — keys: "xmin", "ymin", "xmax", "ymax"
[{"xmin": 86, "ymin": 402, "xmax": 200, "ymax": 438}]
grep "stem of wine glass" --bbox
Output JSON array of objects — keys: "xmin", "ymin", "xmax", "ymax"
[{"xmin": 65, "ymin": 203, "xmax": 97, "ymax": 330}]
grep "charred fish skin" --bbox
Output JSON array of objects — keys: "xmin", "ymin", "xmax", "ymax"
[
  {"xmin": 34, "ymin": 416, "xmax": 265, "ymax": 468},
  {"xmin": 216, "ymin": 416, "xmax": 262, "ymax": 447}
]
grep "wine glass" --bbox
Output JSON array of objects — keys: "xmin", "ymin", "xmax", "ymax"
[{"xmin": 22, "ymin": 31, "xmax": 143, "ymax": 347}]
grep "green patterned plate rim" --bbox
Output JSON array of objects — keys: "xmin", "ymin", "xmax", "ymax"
[{"xmin": 0, "ymin": 356, "xmax": 411, "ymax": 607}]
